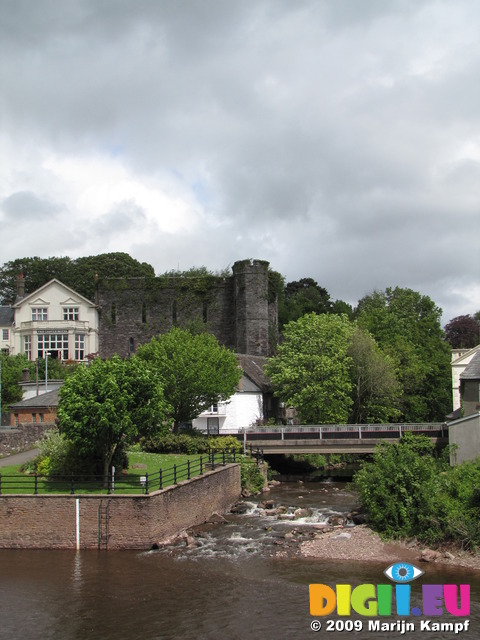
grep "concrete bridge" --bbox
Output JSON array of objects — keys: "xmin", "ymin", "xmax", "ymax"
[{"xmin": 228, "ymin": 423, "xmax": 448, "ymax": 455}]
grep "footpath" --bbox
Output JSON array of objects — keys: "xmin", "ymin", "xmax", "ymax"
[{"xmin": 0, "ymin": 449, "xmax": 38, "ymax": 468}]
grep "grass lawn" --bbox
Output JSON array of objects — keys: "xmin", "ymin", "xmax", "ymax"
[
  {"xmin": 126, "ymin": 451, "xmax": 202, "ymax": 476},
  {"xmin": 0, "ymin": 451, "xmax": 218, "ymax": 495}
]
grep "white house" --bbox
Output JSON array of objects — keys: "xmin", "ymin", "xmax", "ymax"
[
  {"xmin": 192, "ymin": 354, "xmax": 276, "ymax": 434},
  {"xmin": 11, "ymin": 278, "xmax": 99, "ymax": 362},
  {"xmin": 451, "ymin": 345, "xmax": 480, "ymax": 413}
]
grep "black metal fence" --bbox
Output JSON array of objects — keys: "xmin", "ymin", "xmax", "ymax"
[{"xmin": 0, "ymin": 449, "xmax": 259, "ymax": 496}]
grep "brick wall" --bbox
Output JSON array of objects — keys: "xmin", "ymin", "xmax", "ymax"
[
  {"xmin": 10, "ymin": 408, "xmax": 58, "ymax": 427},
  {"xmin": 0, "ymin": 463, "xmax": 241, "ymax": 550}
]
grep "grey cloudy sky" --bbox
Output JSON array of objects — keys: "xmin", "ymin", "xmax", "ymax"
[{"xmin": 1, "ymin": 0, "xmax": 479, "ymax": 323}]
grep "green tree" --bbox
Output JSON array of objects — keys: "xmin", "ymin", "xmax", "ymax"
[
  {"xmin": 0, "ymin": 354, "xmax": 34, "ymax": 409},
  {"xmin": 58, "ymin": 356, "xmax": 171, "ymax": 483},
  {"xmin": 354, "ymin": 434, "xmax": 443, "ymax": 540},
  {"xmin": 137, "ymin": 327, "xmax": 242, "ymax": 431},
  {"xmin": 356, "ymin": 287, "xmax": 451, "ymax": 422},
  {"xmin": 348, "ymin": 327, "xmax": 401, "ymax": 424},
  {"xmin": 73, "ymin": 252, "xmax": 154, "ymax": 300},
  {"xmin": 0, "ymin": 252, "xmax": 155, "ymax": 304},
  {"xmin": 355, "ymin": 434, "xmax": 480, "ymax": 549},
  {"xmin": 35, "ymin": 357, "xmax": 78, "ymax": 383},
  {"xmin": 279, "ymin": 278, "xmax": 333, "ymax": 328},
  {"xmin": 0, "ymin": 256, "xmax": 74, "ymax": 304},
  {"xmin": 266, "ymin": 313, "xmax": 355, "ymax": 424}
]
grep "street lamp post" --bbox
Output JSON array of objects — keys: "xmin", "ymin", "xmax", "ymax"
[{"xmin": 45, "ymin": 352, "xmax": 50, "ymax": 393}]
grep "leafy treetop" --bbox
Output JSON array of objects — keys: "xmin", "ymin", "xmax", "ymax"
[
  {"xmin": 444, "ymin": 314, "xmax": 480, "ymax": 349},
  {"xmin": 137, "ymin": 327, "xmax": 242, "ymax": 431},
  {"xmin": 58, "ymin": 355, "xmax": 170, "ymax": 482},
  {"xmin": 356, "ymin": 287, "xmax": 451, "ymax": 422},
  {"xmin": 0, "ymin": 253, "xmax": 155, "ymax": 304}
]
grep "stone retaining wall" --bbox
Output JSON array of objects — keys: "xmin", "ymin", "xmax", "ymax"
[
  {"xmin": 0, "ymin": 463, "xmax": 241, "ymax": 550},
  {"xmin": 0, "ymin": 423, "xmax": 52, "ymax": 457}
]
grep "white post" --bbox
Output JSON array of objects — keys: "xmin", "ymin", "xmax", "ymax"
[
  {"xmin": 75, "ymin": 498, "xmax": 80, "ymax": 551},
  {"xmin": 243, "ymin": 430, "xmax": 247, "ymax": 456},
  {"xmin": 45, "ymin": 351, "xmax": 51, "ymax": 393}
]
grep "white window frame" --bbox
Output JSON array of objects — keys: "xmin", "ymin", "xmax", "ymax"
[
  {"xmin": 37, "ymin": 333, "xmax": 69, "ymax": 360},
  {"xmin": 32, "ymin": 307, "xmax": 48, "ymax": 321},
  {"xmin": 63, "ymin": 307, "xmax": 79, "ymax": 321},
  {"xmin": 24, "ymin": 335, "xmax": 32, "ymax": 360},
  {"xmin": 2, "ymin": 329, "xmax": 8, "ymax": 341},
  {"xmin": 75, "ymin": 334, "xmax": 85, "ymax": 361}
]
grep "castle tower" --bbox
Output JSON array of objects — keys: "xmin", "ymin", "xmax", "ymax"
[{"xmin": 233, "ymin": 259, "xmax": 270, "ymax": 356}]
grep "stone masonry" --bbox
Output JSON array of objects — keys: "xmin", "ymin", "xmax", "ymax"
[{"xmin": 96, "ymin": 259, "xmax": 277, "ymax": 358}]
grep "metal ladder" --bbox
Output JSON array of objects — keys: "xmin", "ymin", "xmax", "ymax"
[{"xmin": 98, "ymin": 499, "xmax": 110, "ymax": 550}]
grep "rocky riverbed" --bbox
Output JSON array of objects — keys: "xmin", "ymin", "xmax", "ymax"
[{"xmin": 167, "ymin": 479, "xmax": 480, "ymax": 572}]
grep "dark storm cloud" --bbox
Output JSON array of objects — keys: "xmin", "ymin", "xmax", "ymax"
[{"xmin": 0, "ymin": 0, "xmax": 479, "ymax": 323}]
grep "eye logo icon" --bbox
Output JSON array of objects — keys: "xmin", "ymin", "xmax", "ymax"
[{"xmin": 384, "ymin": 563, "xmax": 424, "ymax": 583}]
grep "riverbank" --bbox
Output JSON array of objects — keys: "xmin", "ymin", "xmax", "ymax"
[{"xmin": 300, "ymin": 523, "xmax": 480, "ymax": 572}]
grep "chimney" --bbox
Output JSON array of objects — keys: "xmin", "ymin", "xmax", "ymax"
[{"xmin": 16, "ymin": 273, "xmax": 25, "ymax": 300}]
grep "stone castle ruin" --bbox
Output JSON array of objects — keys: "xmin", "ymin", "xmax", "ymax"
[{"xmin": 96, "ymin": 259, "xmax": 278, "ymax": 359}]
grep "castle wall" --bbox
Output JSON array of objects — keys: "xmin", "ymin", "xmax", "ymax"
[{"xmin": 97, "ymin": 259, "xmax": 274, "ymax": 358}]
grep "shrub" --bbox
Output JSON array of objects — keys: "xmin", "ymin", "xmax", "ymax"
[
  {"xmin": 240, "ymin": 459, "xmax": 266, "ymax": 494},
  {"xmin": 354, "ymin": 434, "xmax": 480, "ymax": 550},
  {"xmin": 31, "ymin": 427, "xmax": 130, "ymax": 478},
  {"xmin": 208, "ymin": 436, "xmax": 242, "ymax": 453},
  {"xmin": 33, "ymin": 428, "xmax": 76, "ymax": 476},
  {"xmin": 354, "ymin": 434, "xmax": 445, "ymax": 542},
  {"xmin": 140, "ymin": 432, "xmax": 241, "ymax": 455}
]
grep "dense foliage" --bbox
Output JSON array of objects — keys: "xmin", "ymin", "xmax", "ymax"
[
  {"xmin": 0, "ymin": 354, "xmax": 78, "ymax": 412},
  {"xmin": 141, "ymin": 432, "xmax": 242, "ymax": 454},
  {"xmin": 58, "ymin": 355, "xmax": 171, "ymax": 481},
  {"xmin": 0, "ymin": 354, "xmax": 31, "ymax": 409},
  {"xmin": 444, "ymin": 314, "xmax": 480, "ymax": 349},
  {"xmin": 266, "ymin": 313, "xmax": 356, "ymax": 423},
  {"xmin": 266, "ymin": 314, "xmax": 401, "ymax": 424},
  {"xmin": 240, "ymin": 458, "xmax": 266, "ymax": 494},
  {"xmin": 354, "ymin": 434, "xmax": 480, "ymax": 550},
  {"xmin": 356, "ymin": 287, "xmax": 452, "ymax": 422},
  {"xmin": 348, "ymin": 327, "xmax": 401, "ymax": 423},
  {"xmin": 277, "ymin": 277, "xmax": 353, "ymax": 329},
  {"xmin": 137, "ymin": 327, "xmax": 242, "ymax": 431},
  {"xmin": 25, "ymin": 427, "xmax": 129, "ymax": 478},
  {"xmin": 0, "ymin": 252, "xmax": 155, "ymax": 304}
]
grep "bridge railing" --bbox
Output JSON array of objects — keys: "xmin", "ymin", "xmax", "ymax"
[{"xmin": 219, "ymin": 423, "xmax": 447, "ymax": 442}]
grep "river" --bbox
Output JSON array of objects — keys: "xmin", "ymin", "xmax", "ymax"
[{"xmin": 0, "ymin": 480, "xmax": 478, "ymax": 640}]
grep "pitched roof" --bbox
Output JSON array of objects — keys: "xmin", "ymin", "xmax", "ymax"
[
  {"xmin": 460, "ymin": 351, "xmax": 480, "ymax": 380},
  {"xmin": 10, "ymin": 389, "xmax": 59, "ymax": 410},
  {"xmin": 12, "ymin": 279, "xmax": 96, "ymax": 308},
  {"xmin": 452, "ymin": 344, "xmax": 480, "ymax": 365},
  {"xmin": 0, "ymin": 306, "xmax": 14, "ymax": 325},
  {"xmin": 236, "ymin": 354, "xmax": 271, "ymax": 392}
]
